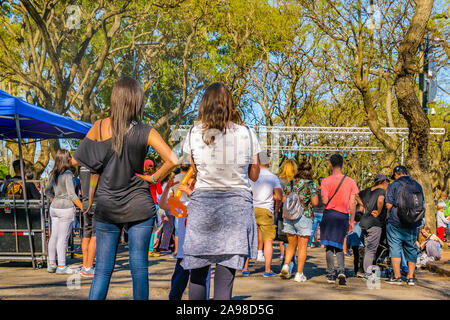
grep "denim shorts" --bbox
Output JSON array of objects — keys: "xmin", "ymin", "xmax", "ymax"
[
  {"xmin": 283, "ymin": 215, "xmax": 313, "ymax": 237},
  {"xmin": 386, "ymin": 223, "xmax": 418, "ymax": 263}
]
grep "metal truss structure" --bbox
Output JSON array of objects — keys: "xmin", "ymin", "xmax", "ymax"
[
  {"xmin": 253, "ymin": 126, "xmax": 446, "ymax": 136},
  {"xmin": 170, "ymin": 125, "xmax": 445, "ymax": 168},
  {"xmin": 173, "ymin": 125, "xmax": 445, "ymax": 136},
  {"xmin": 266, "ymin": 146, "xmax": 385, "ymax": 152},
  {"xmin": 172, "ymin": 124, "xmax": 445, "ymax": 160}
]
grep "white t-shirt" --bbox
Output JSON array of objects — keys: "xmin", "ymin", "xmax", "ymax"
[
  {"xmin": 183, "ymin": 122, "xmax": 261, "ymax": 191},
  {"xmin": 250, "ymin": 168, "xmax": 282, "ymax": 213}
]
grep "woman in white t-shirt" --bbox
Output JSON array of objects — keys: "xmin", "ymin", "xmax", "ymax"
[{"xmin": 182, "ymin": 82, "xmax": 261, "ymax": 300}]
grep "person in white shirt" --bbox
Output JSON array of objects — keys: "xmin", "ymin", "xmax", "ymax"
[
  {"xmin": 181, "ymin": 82, "xmax": 261, "ymax": 300},
  {"xmin": 243, "ymin": 155, "xmax": 283, "ymax": 277}
]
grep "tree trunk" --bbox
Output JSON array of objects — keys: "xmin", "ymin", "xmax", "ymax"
[{"xmin": 393, "ymin": 0, "xmax": 435, "ymax": 232}]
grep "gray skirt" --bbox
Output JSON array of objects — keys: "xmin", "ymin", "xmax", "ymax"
[{"xmin": 181, "ymin": 189, "xmax": 258, "ymax": 270}]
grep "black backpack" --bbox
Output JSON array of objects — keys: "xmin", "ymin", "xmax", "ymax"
[
  {"xmin": 397, "ymin": 179, "xmax": 425, "ymax": 225},
  {"xmin": 5, "ymin": 179, "xmax": 24, "ymax": 199}
]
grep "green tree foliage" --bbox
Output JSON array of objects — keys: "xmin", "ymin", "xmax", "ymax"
[{"xmin": 0, "ymin": 0, "xmax": 448, "ymax": 217}]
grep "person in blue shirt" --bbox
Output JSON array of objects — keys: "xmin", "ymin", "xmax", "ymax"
[{"xmin": 385, "ymin": 165, "xmax": 423, "ymax": 286}]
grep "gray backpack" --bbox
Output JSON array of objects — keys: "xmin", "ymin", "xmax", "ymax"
[{"xmin": 282, "ymin": 181, "xmax": 306, "ymax": 221}]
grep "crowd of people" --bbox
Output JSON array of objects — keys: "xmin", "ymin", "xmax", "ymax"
[{"xmin": 1, "ymin": 77, "xmax": 448, "ymax": 300}]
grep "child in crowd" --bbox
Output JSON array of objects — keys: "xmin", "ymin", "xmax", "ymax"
[
  {"xmin": 436, "ymin": 201, "xmax": 449, "ymax": 242},
  {"xmin": 416, "ymin": 227, "xmax": 444, "ymax": 268}
]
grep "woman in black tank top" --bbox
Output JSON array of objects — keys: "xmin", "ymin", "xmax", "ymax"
[{"xmin": 72, "ymin": 77, "xmax": 177, "ymax": 300}]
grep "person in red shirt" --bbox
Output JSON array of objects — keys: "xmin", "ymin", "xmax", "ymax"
[
  {"xmin": 144, "ymin": 159, "xmax": 163, "ymax": 257},
  {"xmin": 145, "ymin": 159, "xmax": 163, "ymax": 204},
  {"xmin": 320, "ymin": 154, "xmax": 359, "ymax": 286}
]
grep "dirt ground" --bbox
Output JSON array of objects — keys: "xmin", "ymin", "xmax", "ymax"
[{"xmin": 0, "ymin": 242, "xmax": 449, "ymax": 300}]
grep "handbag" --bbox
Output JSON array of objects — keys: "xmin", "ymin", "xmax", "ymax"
[{"xmin": 282, "ymin": 181, "xmax": 306, "ymax": 221}]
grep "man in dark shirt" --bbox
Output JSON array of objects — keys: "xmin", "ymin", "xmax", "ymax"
[
  {"xmin": 6, "ymin": 160, "xmax": 41, "ymax": 200},
  {"xmin": 359, "ymin": 174, "xmax": 389, "ymax": 277},
  {"xmin": 385, "ymin": 165, "xmax": 423, "ymax": 286}
]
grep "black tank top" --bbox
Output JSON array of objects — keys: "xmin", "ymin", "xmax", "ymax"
[{"xmin": 73, "ymin": 121, "xmax": 155, "ymax": 223}]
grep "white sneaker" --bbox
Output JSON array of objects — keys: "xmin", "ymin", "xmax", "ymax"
[
  {"xmin": 294, "ymin": 272, "xmax": 307, "ymax": 282},
  {"xmin": 256, "ymin": 251, "xmax": 265, "ymax": 262},
  {"xmin": 280, "ymin": 264, "xmax": 291, "ymax": 279},
  {"xmin": 55, "ymin": 266, "xmax": 79, "ymax": 275}
]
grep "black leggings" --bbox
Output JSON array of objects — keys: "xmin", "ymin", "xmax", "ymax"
[{"xmin": 189, "ymin": 264, "xmax": 236, "ymax": 300}]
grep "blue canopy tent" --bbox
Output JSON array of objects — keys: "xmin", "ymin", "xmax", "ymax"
[
  {"xmin": 0, "ymin": 89, "xmax": 92, "ymax": 268},
  {"xmin": 0, "ymin": 90, "xmax": 91, "ymax": 140}
]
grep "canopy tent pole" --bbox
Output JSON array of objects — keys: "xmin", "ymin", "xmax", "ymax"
[{"xmin": 14, "ymin": 114, "xmax": 36, "ymax": 269}]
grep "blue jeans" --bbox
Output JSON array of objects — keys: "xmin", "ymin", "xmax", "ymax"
[
  {"xmin": 308, "ymin": 212, "xmax": 323, "ymax": 246},
  {"xmin": 386, "ymin": 224, "xmax": 418, "ymax": 264},
  {"xmin": 89, "ymin": 216, "xmax": 155, "ymax": 300}
]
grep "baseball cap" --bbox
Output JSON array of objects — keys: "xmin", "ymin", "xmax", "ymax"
[
  {"xmin": 374, "ymin": 174, "xmax": 390, "ymax": 184},
  {"xmin": 144, "ymin": 159, "xmax": 154, "ymax": 169},
  {"xmin": 391, "ymin": 165, "xmax": 408, "ymax": 180}
]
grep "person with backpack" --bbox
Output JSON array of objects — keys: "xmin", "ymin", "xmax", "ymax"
[
  {"xmin": 320, "ymin": 154, "xmax": 359, "ymax": 286},
  {"xmin": 4, "ymin": 160, "xmax": 41, "ymax": 200},
  {"xmin": 359, "ymin": 174, "xmax": 389, "ymax": 278},
  {"xmin": 279, "ymin": 161, "xmax": 318, "ymax": 282},
  {"xmin": 385, "ymin": 165, "xmax": 424, "ymax": 286}
]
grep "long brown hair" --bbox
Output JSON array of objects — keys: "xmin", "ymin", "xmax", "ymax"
[
  {"xmin": 51, "ymin": 149, "xmax": 72, "ymax": 185},
  {"xmin": 197, "ymin": 82, "xmax": 242, "ymax": 145},
  {"xmin": 297, "ymin": 161, "xmax": 314, "ymax": 180},
  {"xmin": 110, "ymin": 77, "xmax": 145, "ymax": 155}
]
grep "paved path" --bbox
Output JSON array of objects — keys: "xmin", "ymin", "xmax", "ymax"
[{"xmin": 0, "ymin": 244, "xmax": 448, "ymax": 300}]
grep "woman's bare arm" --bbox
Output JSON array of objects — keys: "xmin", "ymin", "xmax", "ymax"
[
  {"xmin": 159, "ymin": 178, "xmax": 178, "ymax": 211},
  {"xmin": 138, "ymin": 129, "xmax": 177, "ymax": 183},
  {"xmin": 248, "ymin": 154, "xmax": 260, "ymax": 182},
  {"xmin": 72, "ymin": 120, "xmax": 102, "ymax": 167},
  {"xmin": 310, "ymin": 195, "xmax": 319, "ymax": 207}
]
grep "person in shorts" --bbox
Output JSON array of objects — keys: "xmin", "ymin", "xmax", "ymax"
[
  {"xmin": 79, "ymin": 166, "xmax": 96, "ymax": 278},
  {"xmin": 385, "ymin": 165, "xmax": 423, "ymax": 286},
  {"xmin": 280, "ymin": 161, "xmax": 319, "ymax": 282},
  {"xmin": 245, "ymin": 154, "xmax": 283, "ymax": 277}
]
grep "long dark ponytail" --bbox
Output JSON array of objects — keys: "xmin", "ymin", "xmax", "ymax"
[{"xmin": 110, "ymin": 77, "xmax": 145, "ymax": 155}]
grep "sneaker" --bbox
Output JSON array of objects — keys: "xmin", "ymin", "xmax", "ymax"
[
  {"xmin": 386, "ymin": 277, "xmax": 403, "ymax": 285},
  {"xmin": 337, "ymin": 273, "xmax": 347, "ymax": 286},
  {"xmin": 256, "ymin": 251, "xmax": 265, "ymax": 262},
  {"xmin": 80, "ymin": 267, "xmax": 95, "ymax": 278},
  {"xmin": 263, "ymin": 271, "xmax": 277, "ymax": 277},
  {"xmin": 326, "ymin": 274, "xmax": 336, "ymax": 283},
  {"xmin": 406, "ymin": 278, "xmax": 416, "ymax": 286},
  {"xmin": 280, "ymin": 264, "xmax": 291, "ymax": 279},
  {"xmin": 56, "ymin": 266, "xmax": 78, "ymax": 275},
  {"xmin": 242, "ymin": 270, "xmax": 250, "ymax": 276},
  {"xmin": 47, "ymin": 264, "xmax": 56, "ymax": 273},
  {"xmin": 148, "ymin": 252, "xmax": 160, "ymax": 257},
  {"xmin": 294, "ymin": 273, "xmax": 307, "ymax": 282}
]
